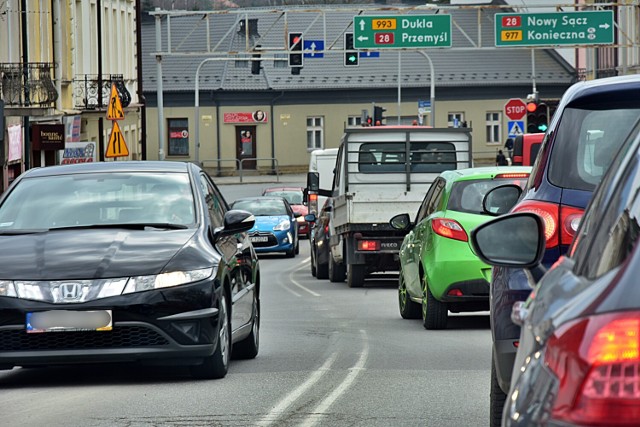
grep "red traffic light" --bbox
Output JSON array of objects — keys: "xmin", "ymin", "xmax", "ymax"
[
  {"xmin": 292, "ymin": 36, "xmax": 301, "ymax": 44},
  {"xmin": 526, "ymin": 102, "xmax": 538, "ymax": 113}
]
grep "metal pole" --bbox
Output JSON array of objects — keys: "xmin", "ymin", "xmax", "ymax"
[
  {"xmin": 417, "ymin": 51, "xmax": 435, "ymax": 128},
  {"xmin": 155, "ymin": 11, "xmax": 165, "ymax": 160},
  {"xmin": 195, "ymin": 58, "xmax": 224, "ymax": 166},
  {"xmin": 531, "ymin": 49, "xmax": 537, "ymax": 94},
  {"xmin": 397, "ymin": 51, "xmax": 401, "ymax": 125}
]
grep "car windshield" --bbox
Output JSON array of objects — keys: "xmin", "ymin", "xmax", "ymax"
[
  {"xmin": 548, "ymin": 106, "xmax": 640, "ymax": 191},
  {"xmin": 0, "ymin": 172, "xmax": 196, "ymax": 230},
  {"xmin": 264, "ymin": 190, "xmax": 303, "ymax": 205},
  {"xmin": 448, "ymin": 178, "xmax": 528, "ymax": 215},
  {"xmin": 232, "ymin": 199, "xmax": 288, "ymax": 216}
]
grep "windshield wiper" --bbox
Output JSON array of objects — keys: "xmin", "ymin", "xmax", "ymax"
[{"xmin": 48, "ymin": 223, "xmax": 189, "ymax": 231}]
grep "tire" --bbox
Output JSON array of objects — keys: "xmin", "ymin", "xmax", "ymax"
[
  {"xmin": 490, "ymin": 354, "xmax": 507, "ymax": 427},
  {"xmin": 191, "ymin": 291, "xmax": 230, "ymax": 379},
  {"xmin": 422, "ymin": 278, "xmax": 448, "ymax": 330},
  {"xmin": 316, "ymin": 246, "xmax": 329, "ymax": 280},
  {"xmin": 310, "ymin": 246, "xmax": 317, "ymax": 277},
  {"xmin": 285, "ymin": 245, "xmax": 295, "ymax": 258},
  {"xmin": 347, "ymin": 264, "xmax": 365, "ymax": 288},
  {"xmin": 328, "ymin": 255, "xmax": 346, "ymax": 282},
  {"xmin": 398, "ymin": 270, "xmax": 421, "ymax": 319},
  {"xmin": 295, "ymin": 239, "xmax": 300, "ymax": 255},
  {"xmin": 233, "ymin": 292, "xmax": 260, "ymax": 360}
]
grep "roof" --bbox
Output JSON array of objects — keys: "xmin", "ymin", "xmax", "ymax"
[
  {"xmin": 23, "ymin": 161, "xmax": 191, "ymax": 178},
  {"xmin": 441, "ymin": 165, "xmax": 532, "ymax": 181},
  {"xmin": 141, "ymin": 3, "xmax": 575, "ymax": 94}
]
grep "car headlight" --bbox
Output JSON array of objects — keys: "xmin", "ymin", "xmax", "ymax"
[
  {"xmin": 0, "ymin": 280, "xmax": 17, "ymax": 297},
  {"xmin": 123, "ymin": 267, "xmax": 215, "ymax": 294},
  {"xmin": 273, "ymin": 219, "xmax": 291, "ymax": 231}
]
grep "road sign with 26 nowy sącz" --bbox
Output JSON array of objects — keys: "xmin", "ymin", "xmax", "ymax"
[{"xmin": 353, "ymin": 15, "xmax": 452, "ymax": 49}]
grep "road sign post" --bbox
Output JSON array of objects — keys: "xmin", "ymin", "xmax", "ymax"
[
  {"xmin": 505, "ymin": 98, "xmax": 526, "ymax": 121},
  {"xmin": 495, "ymin": 11, "xmax": 614, "ymax": 47},
  {"xmin": 353, "ymin": 15, "xmax": 452, "ymax": 49}
]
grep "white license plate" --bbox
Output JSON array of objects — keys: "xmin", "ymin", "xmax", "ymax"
[
  {"xmin": 251, "ymin": 236, "xmax": 269, "ymax": 242},
  {"xmin": 26, "ymin": 310, "xmax": 113, "ymax": 333}
]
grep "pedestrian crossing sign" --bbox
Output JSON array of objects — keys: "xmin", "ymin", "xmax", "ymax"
[{"xmin": 508, "ymin": 120, "xmax": 524, "ymax": 138}]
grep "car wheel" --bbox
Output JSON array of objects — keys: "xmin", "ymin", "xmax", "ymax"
[
  {"xmin": 328, "ymin": 255, "xmax": 346, "ymax": 282},
  {"xmin": 490, "ymin": 354, "xmax": 507, "ymax": 427},
  {"xmin": 399, "ymin": 270, "xmax": 421, "ymax": 319},
  {"xmin": 295, "ymin": 238, "xmax": 300, "ymax": 255},
  {"xmin": 233, "ymin": 291, "xmax": 260, "ymax": 360},
  {"xmin": 316, "ymin": 245, "xmax": 329, "ymax": 280},
  {"xmin": 347, "ymin": 264, "xmax": 365, "ymax": 288},
  {"xmin": 285, "ymin": 245, "xmax": 295, "ymax": 258},
  {"xmin": 191, "ymin": 291, "xmax": 230, "ymax": 379},
  {"xmin": 422, "ymin": 277, "xmax": 447, "ymax": 330}
]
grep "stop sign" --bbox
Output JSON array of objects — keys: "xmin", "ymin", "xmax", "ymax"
[{"xmin": 505, "ymin": 98, "xmax": 526, "ymax": 121}]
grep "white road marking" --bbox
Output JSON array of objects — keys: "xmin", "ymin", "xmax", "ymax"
[
  {"xmin": 287, "ymin": 261, "xmax": 321, "ymax": 297},
  {"xmin": 279, "ymin": 282, "xmax": 301, "ymax": 297},
  {"xmin": 257, "ymin": 352, "xmax": 339, "ymax": 426},
  {"xmin": 300, "ymin": 330, "xmax": 369, "ymax": 427}
]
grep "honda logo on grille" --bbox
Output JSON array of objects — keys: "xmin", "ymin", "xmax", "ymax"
[{"xmin": 59, "ymin": 283, "xmax": 83, "ymax": 301}]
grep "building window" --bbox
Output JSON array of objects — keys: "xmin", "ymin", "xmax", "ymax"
[
  {"xmin": 447, "ymin": 112, "xmax": 465, "ymax": 128},
  {"xmin": 347, "ymin": 116, "xmax": 362, "ymax": 127},
  {"xmin": 485, "ymin": 112, "xmax": 501, "ymax": 144},
  {"xmin": 168, "ymin": 118, "xmax": 189, "ymax": 156},
  {"xmin": 307, "ymin": 116, "xmax": 324, "ymax": 150}
]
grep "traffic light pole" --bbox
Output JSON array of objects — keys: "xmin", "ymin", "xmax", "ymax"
[{"xmin": 417, "ymin": 51, "xmax": 435, "ymax": 127}]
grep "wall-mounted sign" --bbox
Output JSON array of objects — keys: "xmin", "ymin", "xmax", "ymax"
[
  {"xmin": 223, "ymin": 110, "xmax": 268, "ymax": 123},
  {"xmin": 31, "ymin": 124, "xmax": 65, "ymax": 151},
  {"xmin": 60, "ymin": 141, "xmax": 97, "ymax": 164},
  {"xmin": 8, "ymin": 124, "xmax": 22, "ymax": 162}
]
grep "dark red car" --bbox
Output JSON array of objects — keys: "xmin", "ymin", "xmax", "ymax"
[{"xmin": 261, "ymin": 186, "xmax": 310, "ymax": 237}]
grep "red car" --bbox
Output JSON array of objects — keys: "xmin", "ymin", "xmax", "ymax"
[{"xmin": 262, "ymin": 187, "xmax": 310, "ymax": 237}]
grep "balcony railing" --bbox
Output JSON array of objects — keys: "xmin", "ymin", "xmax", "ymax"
[
  {"xmin": 0, "ymin": 62, "xmax": 58, "ymax": 107},
  {"xmin": 73, "ymin": 74, "xmax": 131, "ymax": 111}
]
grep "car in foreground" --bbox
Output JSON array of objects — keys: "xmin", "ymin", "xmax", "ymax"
[
  {"xmin": 487, "ymin": 74, "xmax": 640, "ymax": 426},
  {"xmin": 471, "ymin": 117, "xmax": 640, "ymax": 426},
  {"xmin": 230, "ymin": 196, "xmax": 299, "ymax": 257},
  {"xmin": 261, "ymin": 186, "xmax": 310, "ymax": 238},
  {"xmin": 0, "ymin": 161, "xmax": 260, "ymax": 379},
  {"xmin": 389, "ymin": 166, "xmax": 531, "ymax": 329}
]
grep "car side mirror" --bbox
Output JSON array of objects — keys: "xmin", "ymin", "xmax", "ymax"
[
  {"xmin": 482, "ymin": 184, "xmax": 522, "ymax": 216},
  {"xmin": 389, "ymin": 213, "xmax": 411, "ymax": 231},
  {"xmin": 304, "ymin": 213, "xmax": 316, "ymax": 222},
  {"xmin": 307, "ymin": 172, "xmax": 320, "ymax": 192},
  {"xmin": 216, "ymin": 209, "xmax": 255, "ymax": 238}
]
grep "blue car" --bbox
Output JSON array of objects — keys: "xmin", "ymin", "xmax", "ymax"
[
  {"xmin": 230, "ymin": 196, "xmax": 300, "ymax": 257},
  {"xmin": 487, "ymin": 74, "xmax": 640, "ymax": 426}
]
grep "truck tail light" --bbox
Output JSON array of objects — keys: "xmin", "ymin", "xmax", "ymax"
[
  {"xmin": 431, "ymin": 218, "xmax": 467, "ymax": 242},
  {"xmin": 545, "ymin": 312, "xmax": 640, "ymax": 426},
  {"xmin": 512, "ymin": 201, "xmax": 583, "ymax": 249},
  {"xmin": 357, "ymin": 240, "xmax": 380, "ymax": 251}
]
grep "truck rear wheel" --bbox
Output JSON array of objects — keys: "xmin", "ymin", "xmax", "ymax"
[
  {"xmin": 328, "ymin": 255, "xmax": 346, "ymax": 282},
  {"xmin": 347, "ymin": 264, "xmax": 365, "ymax": 288}
]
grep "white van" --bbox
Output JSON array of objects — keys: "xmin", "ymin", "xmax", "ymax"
[{"xmin": 307, "ymin": 148, "xmax": 338, "ymax": 214}]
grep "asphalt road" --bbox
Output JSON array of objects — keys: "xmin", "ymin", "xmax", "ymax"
[{"xmin": 0, "ymin": 181, "xmax": 493, "ymax": 427}]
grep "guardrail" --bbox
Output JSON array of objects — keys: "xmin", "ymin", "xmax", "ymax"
[{"xmin": 201, "ymin": 157, "xmax": 280, "ymax": 183}]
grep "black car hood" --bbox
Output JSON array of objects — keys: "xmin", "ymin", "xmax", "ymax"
[{"xmin": 0, "ymin": 228, "xmax": 199, "ymax": 280}]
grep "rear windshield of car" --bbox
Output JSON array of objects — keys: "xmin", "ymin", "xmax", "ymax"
[
  {"xmin": 358, "ymin": 142, "xmax": 456, "ymax": 173},
  {"xmin": 232, "ymin": 199, "xmax": 288, "ymax": 216},
  {"xmin": 448, "ymin": 178, "xmax": 528, "ymax": 215},
  {"xmin": 548, "ymin": 106, "xmax": 640, "ymax": 191}
]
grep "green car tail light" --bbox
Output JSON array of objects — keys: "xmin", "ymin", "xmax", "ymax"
[{"xmin": 431, "ymin": 218, "xmax": 468, "ymax": 242}]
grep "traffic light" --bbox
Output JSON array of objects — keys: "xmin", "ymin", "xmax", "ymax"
[
  {"xmin": 288, "ymin": 32, "xmax": 303, "ymax": 71},
  {"xmin": 373, "ymin": 106, "xmax": 386, "ymax": 125},
  {"xmin": 344, "ymin": 32, "xmax": 358, "ymax": 67},
  {"xmin": 526, "ymin": 101, "xmax": 549, "ymax": 133},
  {"xmin": 251, "ymin": 45, "xmax": 262, "ymax": 75}
]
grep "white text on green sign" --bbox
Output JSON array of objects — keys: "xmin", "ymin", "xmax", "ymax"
[
  {"xmin": 495, "ymin": 11, "xmax": 614, "ymax": 47},
  {"xmin": 353, "ymin": 15, "xmax": 452, "ymax": 49}
]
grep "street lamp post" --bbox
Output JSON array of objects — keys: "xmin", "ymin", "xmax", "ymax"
[
  {"xmin": 417, "ymin": 51, "xmax": 435, "ymax": 127},
  {"xmin": 194, "ymin": 58, "xmax": 221, "ymax": 166}
]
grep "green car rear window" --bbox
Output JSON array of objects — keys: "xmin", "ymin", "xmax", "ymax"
[{"xmin": 447, "ymin": 178, "xmax": 526, "ymax": 215}]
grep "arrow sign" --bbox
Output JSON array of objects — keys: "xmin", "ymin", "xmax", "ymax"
[
  {"xmin": 303, "ymin": 40, "xmax": 324, "ymax": 58},
  {"xmin": 359, "ymin": 19, "xmax": 365, "ymax": 31}
]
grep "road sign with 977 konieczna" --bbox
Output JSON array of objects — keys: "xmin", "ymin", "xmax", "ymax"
[
  {"xmin": 353, "ymin": 15, "xmax": 452, "ymax": 49},
  {"xmin": 505, "ymin": 98, "xmax": 526, "ymax": 121}
]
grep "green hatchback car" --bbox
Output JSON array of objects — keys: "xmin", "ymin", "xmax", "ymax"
[{"xmin": 389, "ymin": 166, "xmax": 531, "ymax": 330}]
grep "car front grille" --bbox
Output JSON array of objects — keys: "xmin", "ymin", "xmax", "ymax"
[
  {"xmin": 0, "ymin": 326, "xmax": 170, "ymax": 351},
  {"xmin": 249, "ymin": 232, "xmax": 278, "ymax": 248}
]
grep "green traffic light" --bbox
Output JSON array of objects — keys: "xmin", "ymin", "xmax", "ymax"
[
  {"xmin": 348, "ymin": 55, "xmax": 357, "ymax": 63},
  {"xmin": 538, "ymin": 124, "xmax": 548, "ymax": 132}
]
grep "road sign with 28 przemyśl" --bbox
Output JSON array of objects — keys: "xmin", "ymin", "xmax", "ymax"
[
  {"xmin": 353, "ymin": 15, "xmax": 452, "ymax": 49},
  {"xmin": 495, "ymin": 11, "xmax": 614, "ymax": 47}
]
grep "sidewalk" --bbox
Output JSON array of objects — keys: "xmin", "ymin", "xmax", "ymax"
[{"xmin": 212, "ymin": 172, "xmax": 307, "ymax": 186}]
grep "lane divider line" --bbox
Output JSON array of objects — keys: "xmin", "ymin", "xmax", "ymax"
[{"xmin": 287, "ymin": 262, "xmax": 321, "ymax": 297}]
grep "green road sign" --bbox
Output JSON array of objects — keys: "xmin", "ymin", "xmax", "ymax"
[
  {"xmin": 495, "ymin": 11, "xmax": 614, "ymax": 47},
  {"xmin": 353, "ymin": 15, "xmax": 452, "ymax": 49}
]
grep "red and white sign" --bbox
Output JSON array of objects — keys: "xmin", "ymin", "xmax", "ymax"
[
  {"xmin": 223, "ymin": 111, "xmax": 268, "ymax": 124},
  {"xmin": 505, "ymin": 98, "xmax": 526, "ymax": 121}
]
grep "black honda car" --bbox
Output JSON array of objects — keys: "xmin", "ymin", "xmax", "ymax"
[{"xmin": 0, "ymin": 161, "xmax": 260, "ymax": 379}]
